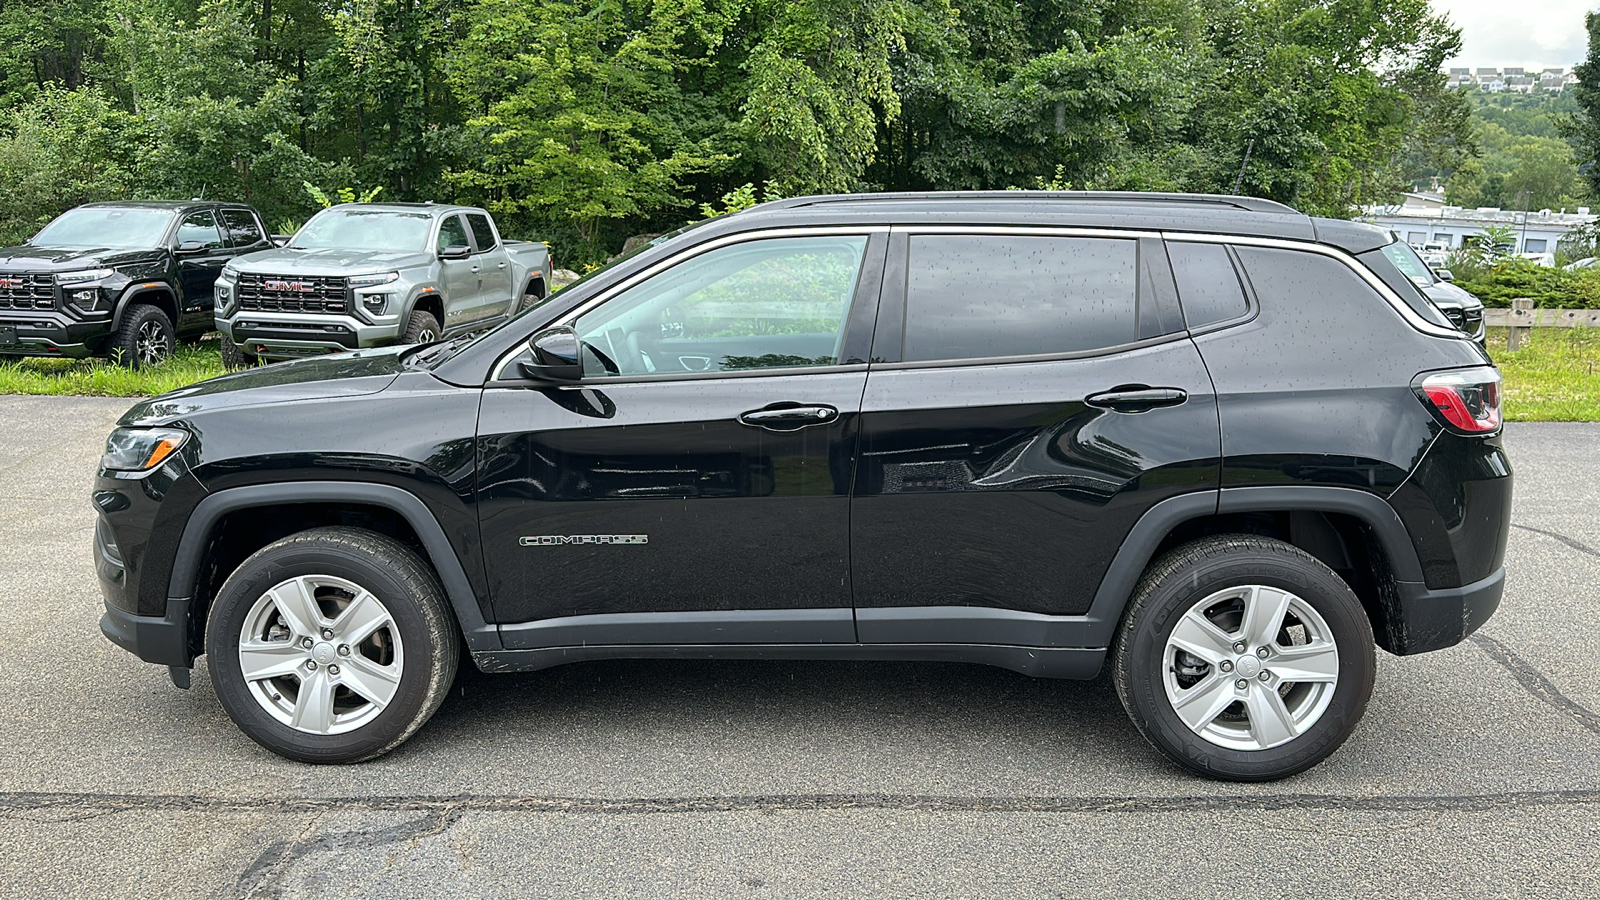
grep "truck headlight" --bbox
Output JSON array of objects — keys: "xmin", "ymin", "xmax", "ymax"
[
  {"xmin": 102, "ymin": 427, "xmax": 188, "ymax": 472},
  {"xmin": 56, "ymin": 268, "xmax": 115, "ymax": 285},
  {"xmin": 219, "ymin": 263, "xmax": 240, "ymax": 282},
  {"xmin": 349, "ymin": 272, "xmax": 400, "ymax": 287}
]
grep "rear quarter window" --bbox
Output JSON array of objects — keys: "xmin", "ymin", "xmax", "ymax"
[
  {"xmin": 903, "ymin": 234, "xmax": 1141, "ymax": 361},
  {"xmin": 1166, "ymin": 241, "xmax": 1250, "ymax": 329},
  {"xmin": 1355, "ymin": 243, "xmax": 1453, "ymax": 330}
]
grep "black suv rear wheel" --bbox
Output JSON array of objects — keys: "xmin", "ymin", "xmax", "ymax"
[
  {"xmin": 1112, "ymin": 535, "xmax": 1376, "ymax": 781},
  {"xmin": 205, "ymin": 527, "xmax": 459, "ymax": 763}
]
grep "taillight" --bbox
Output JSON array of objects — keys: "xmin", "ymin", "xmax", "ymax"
[{"xmin": 1415, "ymin": 366, "xmax": 1501, "ymax": 434}]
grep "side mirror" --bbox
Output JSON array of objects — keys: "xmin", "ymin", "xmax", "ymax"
[
  {"xmin": 517, "ymin": 326, "xmax": 582, "ymax": 382},
  {"xmin": 439, "ymin": 245, "xmax": 471, "ymax": 260},
  {"xmin": 1435, "ymin": 268, "xmax": 1454, "ymax": 282},
  {"xmin": 174, "ymin": 240, "xmax": 207, "ymax": 255}
]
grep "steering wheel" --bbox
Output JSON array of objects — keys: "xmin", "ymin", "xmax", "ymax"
[{"xmin": 580, "ymin": 340, "xmax": 620, "ymax": 376}]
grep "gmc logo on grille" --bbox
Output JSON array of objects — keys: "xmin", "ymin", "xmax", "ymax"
[
  {"xmin": 0, "ymin": 277, "xmax": 24, "ymax": 289},
  {"xmin": 263, "ymin": 280, "xmax": 316, "ymax": 292}
]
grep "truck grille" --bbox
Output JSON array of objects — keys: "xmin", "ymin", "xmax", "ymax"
[
  {"xmin": 237, "ymin": 274, "xmax": 349, "ymax": 314},
  {"xmin": 0, "ymin": 273, "xmax": 55, "ymax": 311}
]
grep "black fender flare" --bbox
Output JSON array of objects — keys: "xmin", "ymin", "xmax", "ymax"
[
  {"xmin": 111, "ymin": 282, "xmax": 180, "ymax": 332},
  {"xmin": 167, "ymin": 481, "xmax": 498, "ymax": 652},
  {"xmin": 1075, "ymin": 485, "xmax": 1426, "ymax": 648}
]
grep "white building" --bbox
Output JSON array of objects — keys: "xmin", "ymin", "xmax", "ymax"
[{"xmin": 1360, "ymin": 201, "xmax": 1596, "ymax": 257}]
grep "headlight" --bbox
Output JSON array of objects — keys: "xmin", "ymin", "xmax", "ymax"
[
  {"xmin": 220, "ymin": 263, "xmax": 240, "ymax": 280},
  {"xmin": 102, "ymin": 427, "xmax": 188, "ymax": 472},
  {"xmin": 349, "ymin": 271, "xmax": 400, "ymax": 287},
  {"xmin": 56, "ymin": 268, "xmax": 115, "ymax": 285}
]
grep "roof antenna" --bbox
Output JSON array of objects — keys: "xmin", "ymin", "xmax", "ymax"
[{"xmin": 1233, "ymin": 140, "xmax": 1254, "ymax": 195}]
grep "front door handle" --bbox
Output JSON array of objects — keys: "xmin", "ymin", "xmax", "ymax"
[
  {"xmin": 1084, "ymin": 386, "xmax": 1188, "ymax": 413},
  {"xmin": 738, "ymin": 403, "xmax": 839, "ymax": 431}
]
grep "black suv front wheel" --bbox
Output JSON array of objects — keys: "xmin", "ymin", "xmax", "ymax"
[
  {"xmin": 1112, "ymin": 536, "xmax": 1376, "ymax": 781},
  {"xmin": 206, "ymin": 527, "xmax": 460, "ymax": 763}
]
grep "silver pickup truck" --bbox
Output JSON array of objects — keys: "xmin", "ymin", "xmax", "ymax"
[{"xmin": 214, "ymin": 203, "xmax": 551, "ymax": 364}]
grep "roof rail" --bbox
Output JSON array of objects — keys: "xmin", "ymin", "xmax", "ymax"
[{"xmin": 753, "ymin": 190, "xmax": 1301, "ymax": 216}]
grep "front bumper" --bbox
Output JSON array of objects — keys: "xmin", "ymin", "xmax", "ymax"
[
  {"xmin": 1386, "ymin": 566, "xmax": 1504, "ymax": 655},
  {"xmin": 100, "ymin": 597, "xmax": 195, "ymax": 668},
  {"xmin": 0, "ymin": 311, "xmax": 105, "ymax": 357},
  {"xmin": 217, "ymin": 311, "xmax": 402, "ymax": 360}
]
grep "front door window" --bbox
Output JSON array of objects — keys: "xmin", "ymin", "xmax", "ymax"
[{"xmin": 575, "ymin": 235, "xmax": 868, "ymax": 377}]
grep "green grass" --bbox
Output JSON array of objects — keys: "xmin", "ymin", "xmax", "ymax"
[
  {"xmin": 0, "ymin": 335, "xmax": 227, "ymax": 397},
  {"xmin": 1487, "ymin": 326, "xmax": 1600, "ymax": 422},
  {"xmin": 3, "ymin": 328, "xmax": 1599, "ymax": 424}
]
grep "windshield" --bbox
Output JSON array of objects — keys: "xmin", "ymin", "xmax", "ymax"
[
  {"xmin": 291, "ymin": 209, "xmax": 433, "ymax": 252},
  {"xmin": 1380, "ymin": 241, "xmax": 1437, "ymax": 287},
  {"xmin": 31, "ymin": 207, "xmax": 176, "ymax": 249}
]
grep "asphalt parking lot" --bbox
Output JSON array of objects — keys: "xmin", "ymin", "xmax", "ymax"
[{"xmin": 0, "ymin": 394, "xmax": 1596, "ymax": 898}]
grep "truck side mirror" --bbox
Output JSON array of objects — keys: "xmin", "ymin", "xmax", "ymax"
[
  {"xmin": 517, "ymin": 326, "xmax": 582, "ymax": 382},
  {"xmin": 439, "ymin": 245, "xmax": 471, "ymax": 260},
  {"xmin": 1435, "ymin": 268, "xmax": 1454, "ymax": 282}
]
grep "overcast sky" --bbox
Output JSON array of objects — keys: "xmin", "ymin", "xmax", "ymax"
[{"xmin": 1433, "ymin": 0, "xmax": 1593, "ymax": 69}]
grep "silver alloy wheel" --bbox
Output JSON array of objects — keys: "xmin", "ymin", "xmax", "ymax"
[
  {"xmin": 135, "ymin": 320, "xmax": 171, "ymax": 365},
  {"xmin": 1162, "ymin": 584, "xmax": 1340, "ymax": 751},
  {"xmin": 237, "ymin": 574, "xmax": 405, "ymax": 735}
]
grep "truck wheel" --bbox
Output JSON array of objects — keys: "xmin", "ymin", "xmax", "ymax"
[
  {"xmin": 219, "ymin": 334, "xmax": 256, "ymax": 370},
  {"xmin": 518, "ymin": 280, "xmax": 546, "ymax": 312},
  {"xmin": 206, "ymin": 527, "xmax": 460, "ymax": 763},
  {"xmin": 109, "ymin": 304, "xmax": 175, "ymax": 369},
  {"xmin": 402, "ymin": 309, "xmax": 441, "ymax": 344},
  {"xmin": 1111, "ymin": 535, "xmax": 1375, "ymax": 782}
]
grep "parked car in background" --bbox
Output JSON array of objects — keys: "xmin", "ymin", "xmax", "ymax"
[
  {"xmin": 0, "ymin": 201, "xmax": 271, "ymax": 367},
  {"xmin": 1380, "ymin": 240, "xmax": 1485, "ymax": 345},
  {"xmin": 214, "ymin": 203, "xmax": 552, "ymax": 367},
  {"xmin": 97, "ymin": 191, "xmax": 1509, "ymax": 781},
  {"xmin": 1516, "ymin": 252, "xmax": 1555, "ymax": 267},
  {"xmin": 1562, "ymin": 256, "xmax": 1598, "ymax": 271},
  {"xmin": 1415, "ymin": 242, "xmax": 1450, "ymax": 268}
]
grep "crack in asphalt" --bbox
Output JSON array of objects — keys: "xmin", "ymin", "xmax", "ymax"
[
  {"xmin": 238, "ymin": 808, "xmax": 461, "ymax": 899},
  {"xmin": 1471, "ymin": 633, "xmax": 1600, "ymax": 738},
  {"xmin": 1512, "ymin": 522, "xmax": 1600, "ymax": 560},
  {"xmin": 3, "ymin": 789, "xmax": 1599, "ymax": 817}
]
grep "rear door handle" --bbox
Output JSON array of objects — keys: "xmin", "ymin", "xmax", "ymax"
[
  {"xmin": 738, "ymin": 404, "xmax": 839, "ymax": 431},
  {"xmin": 497, "ymin": 262, "xmax": 507, "ymax": 269},
  {"xmin": 1084, "ymin": 386, "xmax": 1188, "ymax": 413}
]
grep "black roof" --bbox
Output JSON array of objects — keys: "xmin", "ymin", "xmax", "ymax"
[
  {"xmin": 77, "ymin": 200, "xmax": 244, "ymax": 211},
  {"xmin": 722, "ymin": 191, "xmax": 1393, "ymax": 254}
]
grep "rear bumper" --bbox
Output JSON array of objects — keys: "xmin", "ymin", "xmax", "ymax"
[
  {"xmin": 1387, "ymin": 566, "xmax": 1503, "ymax": 655},
  {"xmin": 100, "ymin": 597, "xmax": 195, "ymax": 668}
]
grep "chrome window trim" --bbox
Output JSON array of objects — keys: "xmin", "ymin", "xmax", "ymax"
[
  {"xmin": 1163, "ymin": 232, "xmax": 1464, "ymax": 340},
  {"xmin": 491, "ymin": 225, "xmax": 889, "ymax": 381}
]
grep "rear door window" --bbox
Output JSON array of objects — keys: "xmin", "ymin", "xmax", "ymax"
[
  {"xmin": 1166, "ymin": 241, "xmax": 1250, "ymax": 329},
  {"xmin": 902, "ymin": 234, "xmax": 1140, "ymax": 361},
  {"xmin": 219, "ymin": 209, "xmax": 265, "ymax": 249},
  {"xmin": 466, "ymin": 213, "xmax": 498, "ymax": 252}
]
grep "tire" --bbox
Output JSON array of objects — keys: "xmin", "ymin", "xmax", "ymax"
[
  {"xmin": 517, "ymin": 281, "xmax": 546, "ymax": 312},
  {"xmin": 1111, "ymin": 535, "xmax": 1376, "ymax": 781},
  {"xmin": 402, "ymin": 308, "xmax": 442, "ymax": 344},
  {"xmin": 108, "ymin": 303, "xmax": 175, "ymax": 369},
  {"xmin": 205, "ymin": 526, "xmax": 461, "ymax": 763},
  {"xmin": 219, "ymin": 333, "xmax": 255, "ymax": 370}
]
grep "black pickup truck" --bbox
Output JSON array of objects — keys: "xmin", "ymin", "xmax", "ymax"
[{"xmin": 0, "ymin": 201, "xmax": 271, "ymax": 367}]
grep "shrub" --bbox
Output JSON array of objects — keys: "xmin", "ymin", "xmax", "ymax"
[{"xmin": 1456, "ymin": 259, "xmax": 1600, "ymax": 309}]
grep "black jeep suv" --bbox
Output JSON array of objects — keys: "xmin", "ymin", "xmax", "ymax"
[
  {"xmin": 0, "ymin": 201, "xmax": 270, "ymax": 366},
  {"xmin": 94, "ymin": 192, "xmax": 1510, "ymax": 780}
]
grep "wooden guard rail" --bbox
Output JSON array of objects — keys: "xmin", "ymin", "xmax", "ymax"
[{"xmin": 1482, "ymin": 298, "xmax": 1600, "ymax": 350}]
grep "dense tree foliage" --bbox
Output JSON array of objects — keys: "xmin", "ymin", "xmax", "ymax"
[
  {"xmin": 1444, "ymin": 92, "xmax": 1584, "ymax": 212},
  {"xmin": 1564, "ymin": 12, "xmax": 1600, "ymax": 201},
  {"xmin": 0, "ymin": 0, "xmax": 1475, "ymax": 262}
]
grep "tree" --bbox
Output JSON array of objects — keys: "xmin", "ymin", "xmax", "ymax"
[{"xmin": 1561, "ymin": 12, "xmax": 1600, "ymax": 198}]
